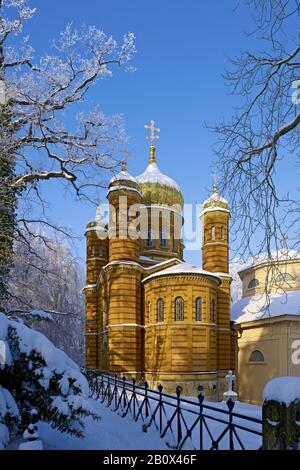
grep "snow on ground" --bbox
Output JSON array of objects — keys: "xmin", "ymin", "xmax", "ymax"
[
  {"xmin": 14, "ymin": 397, "xmax": 261, "ymax": 451},
  {"xmin": 38, "ymin": 399, "xmax": 167, "ymax": 450}
]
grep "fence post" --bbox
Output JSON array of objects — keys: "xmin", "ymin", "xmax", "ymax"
[
  {"xmin": 100, "ymin": 375, "xmax": 104, "ymax": 400},
  {"xmin": 132, "ymin": 378, "xmax": 136, "ymax": 420},
  {"xmin": 262, "ymin": 377, "xmax": 300, "ymax": 450},
  {"xmin": 114, "ymin": 374, "xmax": 118, "ymax": 409},
  {"xmin": 226, "ymin": 398, "xmax": 235, "ymax": 450},
  {"xmin": 176, "ymin": 386, "xmax": 182, "ymax": 449},
  {"xmin": 122, "ymin": 375, "xmax": 126, "ymax": 410},
  {"xmin": 198, "ymin": 392, "xmax": 204, "ymax": 450},
  {"xmin": 158, "ymin": 384, "xmax": 163, "ymax": 434},
  {"xmin": 144, "ymin": 381, "xmax": 149, "ymax": 419}
]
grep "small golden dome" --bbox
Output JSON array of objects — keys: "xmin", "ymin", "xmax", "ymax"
[
  {"xmin": 86, "ymin": 206, "xmax": 108, "ymax": 231},
  {"xmin": 202, "ymin": 179, "xmax": 229, "ymax": 214},
  {"xmin": 136, "ymin": 146, "xmax": 184, "ymax": 208},
  {"xmin": 108, "ymin": 161, "xmax": 141, "ymax": 195}
]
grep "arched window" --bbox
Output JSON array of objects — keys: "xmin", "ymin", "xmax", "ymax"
[
  {"xmin": 103, "ymin": 297, "xmax": 108, "ymax": 329},
  {"xmin": 147, "ymin": 301, "xmax": 151, "ymax": 323},
  {"xmin": 98, "ymin": 243, "xmax": 103, "ymax": 257},
  {"xmin": 276, "ymin": 273, "xmax": 294, "ymax": 283},
  {"xmin": 249, "ymin": 350, "xmax": 265, "ymax": 363},
  {"xmin": 210, "ymin": 300, "xmax": 215, "ymax": 323},
  {"xmin": 174, "ymin": 297, "xmax": 184, "ymax": 321},
  {"xmin": 160, "ymin": 230, "xmax": 168, "ymax": 247},
  {"xmin": 248, "ymin": 278, "xmax": 259, "ymax": 289},
  {"xmin": 220, "ymin": 226, "xmax": 224, "ymax": 240},
  {"xmin": 115, "ymin": 207, "xmax": 119, "ymax": 226},
  {"xmin": 157, "ymin": 298, "xmax": 164, "ymax": 322},
  {"xmin": 147, "ymin": 228, "xmax": 154, "ymax": 247},
  {"xmin": 211, "ymin": 226, "xmax": 215, "ymax": 240},
  {"xmin": 90, "ymin": 244, "xmax": 95, "ymax": 257},
  {"xmin": 172, "ymin": 233, "xmax": 177, "ymax": 252},
  {"xmin": 195, "ymin": 297, "xmax": 202, "ymax": 321}
]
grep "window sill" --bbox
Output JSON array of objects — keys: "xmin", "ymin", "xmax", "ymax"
[{"xmin": 247, "ymin": 361, "xmax": 267, "ymax": 365}]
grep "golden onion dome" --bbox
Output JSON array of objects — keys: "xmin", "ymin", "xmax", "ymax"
[
  {"xmin": 136, "ymin": 146, "xmax": 184, "ymax": 208},
  {"xmin": 86, "ymin": 205, "xmax": 108, "ymax": 232}
]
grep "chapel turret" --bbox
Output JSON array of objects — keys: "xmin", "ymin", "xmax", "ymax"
[
  {"xmin": 201, "ymin": 179, "xmax": 232, "ymax": 378},
  {"xmin": 107, "ymin": 161, "xmax": 142, "ymax": 263},
  {"xmin": 201, "ymin": 179, "xmax": 230, "ymax": 274},
  {"xmin": 85, "ymin": 212, "xmax": 108, "ymax": 369}
]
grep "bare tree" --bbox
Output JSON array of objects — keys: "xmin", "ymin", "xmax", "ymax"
[
  {"xmin": 6, "ymin": 230, "xmax": 84, "ymax": 315},
  {"xmin": 212, "ymin": 0, "xmax": 300, "ymax": 288},
  {"xmin": 0, "ymin": 0, "xmax": 135, "ymax": 302},
  {"xmin": 4, "ymin": 230, "xmax": 85, "ymax": 363}
]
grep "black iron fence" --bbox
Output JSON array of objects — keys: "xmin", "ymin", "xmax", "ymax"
[{"xmin": 90, "ymin": 374, "xmax": 263, "ymax": 450}]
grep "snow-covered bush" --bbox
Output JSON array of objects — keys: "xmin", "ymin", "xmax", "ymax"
[
  {"xmin": 0, "ymin": 312, "xmax": 99, "ymax": 445},
  {"xmin": 0, "ymin": 385, "xmax": 20, "ymax": 450}
]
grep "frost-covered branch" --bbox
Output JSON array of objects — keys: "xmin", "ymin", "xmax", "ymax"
[
  {"xmin": 211, "ymin": 0, "xmax": 300, "ymax": 279},
  {"xmin": 0, "ymin": 0, "xmax": 136, "ymax": 301}
]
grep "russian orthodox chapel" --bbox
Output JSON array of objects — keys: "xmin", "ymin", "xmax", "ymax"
[{"xmin": 85, "ymin": 121, "xmax": 235, "ymax": 399}]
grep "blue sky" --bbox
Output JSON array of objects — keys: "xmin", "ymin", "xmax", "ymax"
[{"xmin": 18, "ymin": 0, "xmax": 295, "ymax": 266}]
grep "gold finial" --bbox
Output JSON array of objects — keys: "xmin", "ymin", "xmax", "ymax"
[
  {"xmin": 120, "ymin": 148, "xmax": 128, "ymax": 172},
  {"xmin": 144, "ymin": 120, "xmax": 160, "ymax": 163},
  {"xmin": 212, "ymin": 173, "xmax": 218, "ymax": 192}
]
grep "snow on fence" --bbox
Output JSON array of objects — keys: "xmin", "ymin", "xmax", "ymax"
[{"xmin": 90, "ymin": 374, "xmax": 263, "ymax": 450}]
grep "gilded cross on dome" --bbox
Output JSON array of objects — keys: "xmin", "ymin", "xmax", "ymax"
[
  {"xmin": 144, "ymin": 120, "xmax": 160, "ymax": 145},
  {"xmin": 144, "ymin": 120, "xmax": 160, "ymax": 163}
]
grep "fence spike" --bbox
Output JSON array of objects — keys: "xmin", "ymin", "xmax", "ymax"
[{"xmin": 227, "ymin": 398, "xmax": 235, "ymax": 412}]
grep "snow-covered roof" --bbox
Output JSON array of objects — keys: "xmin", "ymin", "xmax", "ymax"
[
  {"xmin": 107, "ymin": 185, "xmax": 141, "ymax": 197},
  {"xmin": 86, "ymin": 212, "xmax": 107, "ymax": 231},
  {"xmin": 204, "ymin": 190, "xmax": 228, "ymax": 206},
  {"xmin": 231, "ymin": 289, "xmax": 300, "ymax": 323},
  {"xmin": 238, "ymin": 249, "xmax": 300, "ymax": 275},
  {"xmin": 139, "ymin": 255, "xmax": 157, "ymax": 263},
  {"xmin": 136, "ymin": 162, "xmax": 181, "ymax": 192},
  {"xmin": 143, "ymin": 261, "xmax": 221, "ymax": 284},
  {"xmin": 201, "ymin": 189, "xmax": 230, "ymax": 216},
  {"xmin": 110, "ymin": 169, "xmax": 137, "ymax": 185}
]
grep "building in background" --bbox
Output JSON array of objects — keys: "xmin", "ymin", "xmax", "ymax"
[
  {"xmin": 231, "ymin": 253, "xmax": 300, "ymax": 404},
  {"xmin": 84, "ymin": 123, "xmax": 234, "ymax": 400}
]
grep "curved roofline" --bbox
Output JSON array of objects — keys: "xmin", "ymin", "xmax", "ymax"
[
  {"xmin": 109, "ymin": 169, "xmax": 137, "ymax": 185},
  {"xmin": 238, "ymin": 253, "xmax": 300, "ymax": 277},
  {"xmin": 200, "ymin": 207, "xmax": 231, "ymax": 217},
  {"xmin": 107, "ymin": 185, "xmax": 142, "ymax": 197},
  {"xmin": 142, "ymin": 265, "xmax": 221, "ymax": 285}
]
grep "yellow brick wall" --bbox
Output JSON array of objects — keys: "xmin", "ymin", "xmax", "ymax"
[{"xmin": 143, "ymin": 276, "xmax": 219, "ymax": 376}]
